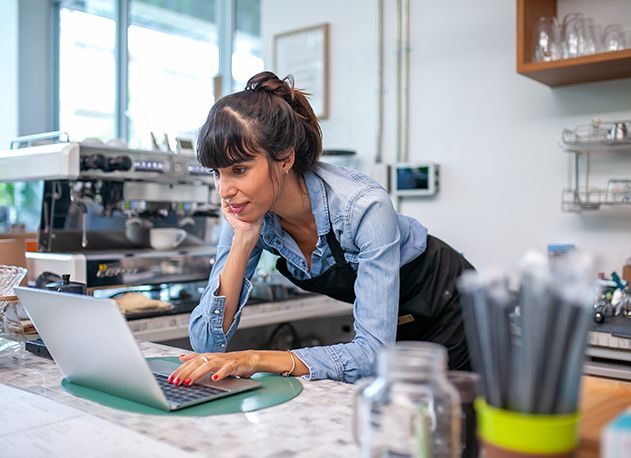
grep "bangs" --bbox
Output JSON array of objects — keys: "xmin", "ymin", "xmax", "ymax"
[{"xmin": 197, "ymin": 106, "xmax": 260, "ymax": 169}]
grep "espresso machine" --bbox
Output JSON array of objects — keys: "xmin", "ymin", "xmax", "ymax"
[{"xmin": 0, "ymin": 132, "xmax": 220, "ymax": 316}]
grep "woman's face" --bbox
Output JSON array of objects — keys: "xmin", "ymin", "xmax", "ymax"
[{"xmin": 212, "ymin": 153, "xmax": 280, "ymax": 222}]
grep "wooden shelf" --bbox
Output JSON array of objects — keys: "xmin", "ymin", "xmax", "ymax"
[
  {"xmin": 517, "ymin": 0, "xmax": 631, "ymax": 87},
  {"xmin": 579, "ymin": 376, "xmax": 631, "ymax": 458}
]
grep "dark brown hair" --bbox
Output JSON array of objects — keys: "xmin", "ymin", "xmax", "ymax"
[{"xmin": 196, "ymin": 71, "xmax": 322, "ymax": 174}]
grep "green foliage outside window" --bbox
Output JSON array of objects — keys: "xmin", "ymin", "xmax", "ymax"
[{"xmin": 0, "ymin": 181, "xmax": 43, "ymax": 233}]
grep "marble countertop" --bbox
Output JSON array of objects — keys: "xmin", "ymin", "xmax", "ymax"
[{"xmin": 0, "ymin": 341, "xmax": 360, "ymax": 458}]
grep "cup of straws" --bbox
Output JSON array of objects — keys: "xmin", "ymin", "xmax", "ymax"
[{"xmin": 458, "ymin": 251, "xmax": 597, "ymax": 458}]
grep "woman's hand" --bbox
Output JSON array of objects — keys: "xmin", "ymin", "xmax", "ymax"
[
  {"xmin": 221, "ymin": 199, "xmax": 263, "ymax": 245},
  {"xmin": 168, "ymin": 351, "xmax": 259, "ymax": 386}
]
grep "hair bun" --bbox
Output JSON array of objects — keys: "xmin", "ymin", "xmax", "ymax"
[{"xmin": 246, "ymin": 71, "xmax": 297, "ymax": 103}]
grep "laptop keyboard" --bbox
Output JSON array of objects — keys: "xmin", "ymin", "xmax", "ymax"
[{"xmin": 153, "ymin": 373, "xmax": 229, "ymax": 405}]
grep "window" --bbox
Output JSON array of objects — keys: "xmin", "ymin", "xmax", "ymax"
[
  {"xmin": 127, "ymin": 0, "xmax": 219, "ymax": 148},
  {"xmin": 56, "ymin": 0, "xmax": 262, "ymax": 148},
  {"xmin": 58, "ymin": 0, "xmax": 116, "ymax": 142},
  {"xmin": 232, "ymin": 0, "xmax": 263, "ymax": 92}
]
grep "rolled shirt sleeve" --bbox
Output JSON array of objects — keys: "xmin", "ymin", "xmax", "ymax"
[
  {"xmin": 293, "ymin": 188, "xmax": 401, "ymax": 383},
  {"xmin": 189, "ymin": 221, "xmax": 262, "ymax": 353}
]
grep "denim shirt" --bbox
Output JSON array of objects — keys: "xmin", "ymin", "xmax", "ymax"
[{"xmin": 188, "ymin": 161, "xmax": 428, "ymax": 383}]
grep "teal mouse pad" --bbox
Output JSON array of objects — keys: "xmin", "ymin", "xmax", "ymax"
[{"xmin": 60, "ymin": 357, "xmax": 303, "ymax": 416}]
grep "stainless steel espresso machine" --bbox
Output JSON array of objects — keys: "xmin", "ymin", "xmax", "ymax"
[{"xmin": 0, "ymin": 133, "xmax": 220, "ymax": 317}]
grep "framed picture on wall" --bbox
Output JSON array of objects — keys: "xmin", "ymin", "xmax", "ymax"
[{"xmin": 274, "ymin": 23, "xmax": 330, "ymax": 119}]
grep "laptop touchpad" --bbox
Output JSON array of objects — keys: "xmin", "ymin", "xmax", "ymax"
[{"xmin": 147, "ymin": 359, "xmax": 181, "ymax": 376}]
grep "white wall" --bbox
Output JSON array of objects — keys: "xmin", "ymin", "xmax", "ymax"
[
  {"xmin": 262, "ymin": 0, "xmax": 631, "ymax": 275},
  {"xmin": 262, "ymin": 0, "xmax": 379, "ymax": 170}
]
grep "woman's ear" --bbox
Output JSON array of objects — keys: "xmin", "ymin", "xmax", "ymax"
[{"xmin": 281, "ymin": 149, "xmax": 295, "ymax": 173}]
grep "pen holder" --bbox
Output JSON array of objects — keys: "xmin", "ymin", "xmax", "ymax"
[{"xmin": 475, "ymin": 398, "xmax": 580, "ymax": 458}]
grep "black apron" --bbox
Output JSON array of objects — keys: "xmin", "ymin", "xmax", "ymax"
[{"xmin": 276, "ymin": 225, "xmax": 474, "ymax": 371}]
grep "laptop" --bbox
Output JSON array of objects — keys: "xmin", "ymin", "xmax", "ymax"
[{"xmin": 14, "ymin": 287, "xmax": 261, "ymax": 411}]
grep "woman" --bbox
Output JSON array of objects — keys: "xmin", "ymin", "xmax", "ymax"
[{"xmin": 167, "ymin": 71, "xmax": 473, "ymax": 386}]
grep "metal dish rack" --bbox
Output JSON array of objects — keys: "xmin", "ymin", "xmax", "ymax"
[{"xmin": 561, "ymin": 118, "xmax": 631, "ymax": 212}]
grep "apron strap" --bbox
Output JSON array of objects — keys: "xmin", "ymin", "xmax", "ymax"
[{"xmin": 324, "ymin": 224, "xmax": 347, "ymax": 266}]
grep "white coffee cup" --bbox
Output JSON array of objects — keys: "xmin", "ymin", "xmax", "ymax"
[{"xmin": 149, "ymin": 228, "xmax": 187, "ymax": 250}]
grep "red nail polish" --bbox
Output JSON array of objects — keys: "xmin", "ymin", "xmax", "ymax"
[
  {"xmin": 184, "ymin": 378, "xmax": 191, "ymax": 385},
  {"xmin": 212, "ymin": 374, "xmax": 219, "ymax": 381},
  {"xmin": 174, "ymin": 378, "xmax": 180, "ymax": 385},
  {"xmin": 167, "ymin": 375, "xmax": 173, "ymax": 383},
  {"xmin": 179, "ymin": 354, "xmax": 185, "ymax": 357}
]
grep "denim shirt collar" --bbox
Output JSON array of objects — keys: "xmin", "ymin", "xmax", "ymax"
[
  {"xmin": 303, "ymin": 169, "xmax": 331, "ymax": 236},
  {"xmin": 261, "ymin": 168, "xmax": 331, "ymax": 239}
]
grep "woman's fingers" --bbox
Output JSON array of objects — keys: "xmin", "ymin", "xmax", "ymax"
[
  {"xmin": 167, "ymin": 361, "xmax": 189, "ymax": 384},
  {"xmin": 184, "ymin": 357, "xmax": 232, "ymax": 384},
  {"xmin": 168, "ymin": 352, "xmax": 201, "ymax": 382},
  {"xmin": 185, "ymin": 360, "xmax": 219, "ymax": 385},
  {"xmin": 168, "ymin": 352, "xmax": 255, "ymax": 385},
  {"xmin": 169, "ymin": 356, "xmax": 205, "ymax": 384},
  {"xmin": 221, "ymin": 199, "xmax": 235, "ymax": 218},
  {"xmin": 211, "ymin": 362, "xmax": 234, "ymax": 382}
]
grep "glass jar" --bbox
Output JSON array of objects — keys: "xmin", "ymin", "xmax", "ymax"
[
  {"xmin": 593, "ymin": 293, "xmax": 610, "ymax": 323},
  {"xmin": 354, "ymin": 342, "xmax": 461, "ymax": 458},
  {"xmin": 0, "ymin": 265, "xmax": 28, "ymax": 368},
  {"xmin": 0, "ymin": 296, "xmax": 26, "ymax": 368},
  {"xmin": 447, "ymin": 371, "xmax": 480, "ymax": 458}
]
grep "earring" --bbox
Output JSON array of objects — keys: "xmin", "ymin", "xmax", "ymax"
[{"xmin": 284, "ymin": 169, "xmax": 289, "ymax": 175}]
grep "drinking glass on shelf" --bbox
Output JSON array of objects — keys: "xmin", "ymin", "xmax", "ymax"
[
  {"xmin": 593, "ymin": 24, "xmax": 604, "ymax": 53},
  {"xmin": 562, "ymin": 128, "xmax": 577, "ymax": 144},
  {"xmin": 533, "ymin": 16, "xmax": 561, "ymax": 62},
  {"xmin": 578, "ymin": 17, "xmax": 597, "ymax": 56},
  {"xmin": 602, "ymin": 23, "xmax": 627, "ymax": 51},
  {"xmin": 561, "ymin": 12, "xmax": 584, "ymax": 59}
]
